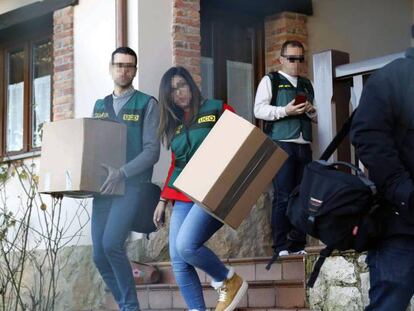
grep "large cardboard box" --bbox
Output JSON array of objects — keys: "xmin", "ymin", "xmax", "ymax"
[
  {"xmin": 39, "ymin": 118, "xmax": 126, "ymax": 197},
  {"xmin": 173, "ymin": 110, "xmax": 288, "ymax": 229}
]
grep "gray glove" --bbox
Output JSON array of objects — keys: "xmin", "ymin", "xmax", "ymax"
[{"xmin": 100, "ymin": 163, "xmax": 125, "ymax": 195}]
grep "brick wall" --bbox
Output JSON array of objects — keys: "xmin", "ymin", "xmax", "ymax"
[
  {"xmin": 52, "ymin": 6, "xmax": 75, "ymax": 121},
  {"xmin": 265, "ymin": 12, "xmax": 308, "ymax": 75},
  {"xmin": 172, "ymin": 0, "xmax": 201, "ymax": 86}
]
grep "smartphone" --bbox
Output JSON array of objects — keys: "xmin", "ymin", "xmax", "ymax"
[{"xmin": 294, "ymin": 94, "xmax": 307, "ymax": 106}]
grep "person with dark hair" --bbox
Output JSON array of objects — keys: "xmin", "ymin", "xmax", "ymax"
[
  {"xmin": 254, "ymin": 40, "xmax": 317, "ymax": 263},
  {"xmin": 111, "ymin": 46, "xmax": 137, "ymax": 66},
  {"xmin": 153, "ymin": 66, "xmax": 248, "ymax": 311},
  {"xmin": 91, "ymin": 47, "xmax": 160, "ymax": 311},
  {"xmin": 351, "ymin": 48, "xmax": 414, "ymax": 311}
]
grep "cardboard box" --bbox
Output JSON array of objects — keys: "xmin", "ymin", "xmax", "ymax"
[
  {"xmin": 39, "ymin": 118, "xmax": 126, "ymax": 197},
  {"xmin": 173, "ymin": 110, "xmax": 288, "ymax": 229}
]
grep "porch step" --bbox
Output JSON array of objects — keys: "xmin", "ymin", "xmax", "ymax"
[
  {"xmin": 236, "ymin": 309, "xmax": 309, "ymax": 311},
  {"xmin": 104, "ymin": 255, "xmax": 307, "ymax": 310},
  {"xmin": 140, "ymin": 309, "xmax": 309, "ymax": 311}
]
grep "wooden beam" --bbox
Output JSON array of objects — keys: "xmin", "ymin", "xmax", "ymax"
[
  {"xmin": 312, "ymin": 50, "xmax": 349, "ymax": 159},
  {"xmin": 0, "ymin": 0, "xmax": 78, "ymax": 32},
  {"xmin": 116, "ymin": 0, "xmax": 127, "ymax": 48}
]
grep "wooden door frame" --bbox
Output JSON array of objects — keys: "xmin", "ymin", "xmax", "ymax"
[{"xmin": 201, "ymin": 8, "xmax": 265, "ymax": 123}]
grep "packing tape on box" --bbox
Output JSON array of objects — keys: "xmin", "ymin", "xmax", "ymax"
[
  {"xmin": 65, "ymin": 170, "xmax": 73, "ymax": 191},
  {"xmin": 215, "ymin": 140, "xmax": 278, "ymax": 220},
  {"xmin": 43, "ymin": 173, "xmax": 51, "ymax": 192}
]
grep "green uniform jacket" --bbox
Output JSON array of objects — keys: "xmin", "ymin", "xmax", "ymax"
[
  {"xmin": 168, "ymin": 99, "xmax": 224, "ymax": 188},
  {"xmin": 270, "ymin": 74, "xmax": 314, "ymax": 142},
  {"xmin": 93, "ymin": 90, "xmax": 154, "ymax": 186}
]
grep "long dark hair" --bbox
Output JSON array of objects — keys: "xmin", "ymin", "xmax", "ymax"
[{"xmin": 158, "ymin": 66, "xmax": 202, "ymax": 148}]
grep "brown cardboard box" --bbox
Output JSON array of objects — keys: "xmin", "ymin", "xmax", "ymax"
[
  {"xmin": 173, "ymin": 110, "xmax": 288, "ymax": 229},
  {"xmin": 39, "ymin": 118, "xmax": 126, "ymax": 197}
]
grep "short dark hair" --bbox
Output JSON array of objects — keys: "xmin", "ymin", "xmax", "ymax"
[
  {"xmin": 281, "ymin": 40, "xmax": 305, "ymax": 55},
  {"xmin": 111, "ymin": 47, "xmax": 137, "ymax": 65}
]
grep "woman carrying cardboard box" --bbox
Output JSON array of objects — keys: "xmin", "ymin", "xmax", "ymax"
[{"xmin": 153, "ymin": 66, "xmax": 248, "ymax": 311}]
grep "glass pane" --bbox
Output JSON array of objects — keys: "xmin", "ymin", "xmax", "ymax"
[
  {"xmin": 6, "ymin": 49, "xmax": 25, "ymax": 153},
  {"xmin": 32, "ymin": 40, "xmax": 52, "ymax": 148},
  {"xmin": 201, "ymin": 57, "xmax": 214, "ymax": 99},
  {"xmin": 226, "ymin": 60, "xmax": 254, "ymax": 122}
]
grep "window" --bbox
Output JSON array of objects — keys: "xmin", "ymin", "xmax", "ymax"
[{"xmin": 0, "ymin": 16, "xmax": 52, "ymax": 157}]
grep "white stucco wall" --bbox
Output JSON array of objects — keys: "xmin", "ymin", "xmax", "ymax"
[
  {"xmin": 74, "ymin": 0, "xmax": 116, "ymax": 119},
  {"xmin": 136, "ymin": 0, "xmax": 173, "ymax": 183},
  {"xmin": 308, "ymin": 0, "xmax": 412, "ymax": 76}
]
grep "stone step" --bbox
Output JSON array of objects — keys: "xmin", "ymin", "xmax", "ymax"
[
  {"xmin": 155, "ymin": 255, "xmax": 306, "ymax": 285},
  {"xmin": 104, "ymin": 256, "xmax": 307, "ymax": 310},
  {"xmin": 139, "ymin": 280, "xmax": 305, "ymax": 309},
  {"xmin": 105, "ymin": 280, "xmax": 306, "ymax": 310},
  {"xmin": 236, "ymin": 309, "xmax": 310, "ymax": 311},
  {"xmin": 140, "ymin": 308, "xmax": 310, "ymax": 311}
]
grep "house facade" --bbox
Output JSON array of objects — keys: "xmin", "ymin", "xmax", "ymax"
[{"xmin": 0, "ymin": 0, "xmax": 413, "ymax": 310}]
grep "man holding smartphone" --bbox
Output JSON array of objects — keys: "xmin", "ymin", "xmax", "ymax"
[{"xmin": 254, "ymin": 40, "xmax": 317, "ymax": 264}]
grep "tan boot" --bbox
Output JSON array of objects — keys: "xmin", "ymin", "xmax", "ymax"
[{"xmin": 212, "ymin": 269, "xmax": 248, "ymax": 311}]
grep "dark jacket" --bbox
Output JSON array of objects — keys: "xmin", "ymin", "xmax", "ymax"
[{"xmin": 351, "ymin": 48, "xmax": 414, "ymax": 237}]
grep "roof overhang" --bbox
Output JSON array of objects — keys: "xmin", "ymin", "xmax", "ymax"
[
  {"xmin": 0, "ymin": 0, "xmax": 78, "ymax": 32},
  {"xmin": 201, "ymin": 0, "xmax": 313, "ymax": 17}
]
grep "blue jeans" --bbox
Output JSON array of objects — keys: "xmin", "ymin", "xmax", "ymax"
[
  {"xmin": 170, "ymin": 201, "xmax": 229, "ymax": 311},
  {"xmin": 365, "ymin": 235, "xmax": 414, "ymax": 310},
  {"xmin": 272, "ymin": 141, "xmax": 311, "ymax": 253},
  {"xmin": 92, "ymin": 186, "xmax": 141, "ymax": 311}
]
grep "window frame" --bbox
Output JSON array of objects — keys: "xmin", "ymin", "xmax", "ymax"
[{"xmin": 0, "ymin": 23, "xmax": 53, "ymax": 158}]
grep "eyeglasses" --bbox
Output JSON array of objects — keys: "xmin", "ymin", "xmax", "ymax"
[
  {"xmin": 171, "ymin": 81, "xmax": 188, "ymax": 92},
  {"xmin": 112, "ymin": 62, "xmax": 137, "ymax": 69},
  {"xmin": 281, "ymin": 55, "xmax": 305, "ymax": 63}
]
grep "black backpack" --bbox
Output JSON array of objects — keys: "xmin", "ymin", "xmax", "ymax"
[
  {"xmin": 286, "ymin": 111, "xmax": 386, "ymax": 288},
  {"xmin": 131, "ymin": 182, "xmax": 161, "ymax": 237}
]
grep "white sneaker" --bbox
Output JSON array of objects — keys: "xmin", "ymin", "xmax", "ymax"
[
  {"xmin": 292, "ymin": 250, "xmax": 307, "ymax": 255},
  {"xmin": 278, "ymin": 250, "xmax": 289, "ymax": 256}
]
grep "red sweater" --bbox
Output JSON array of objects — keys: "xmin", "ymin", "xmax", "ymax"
[{"xmin": 161, "ymin": 103, "xmax": 235, "ymax": 202}]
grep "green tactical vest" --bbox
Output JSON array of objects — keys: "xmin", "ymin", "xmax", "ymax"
[
  {"xmin": 93, "ymin": 90, "xmax": 153, "ymax": 186},
  {"xmin": 168, "ymin": 99, "xmax": 224, "ymax": 188},
  {"xmin": 270, "ymin": 74, "xmax": 314, "ymax": 142}
]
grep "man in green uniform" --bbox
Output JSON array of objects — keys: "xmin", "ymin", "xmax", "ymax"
[
  {"xmin": 254, "ymin": 40, "xmax": 317, "ymax": 262},
  {"xmin": 91, "ymin": 47, "xmax": 160, "ymax": 311}
]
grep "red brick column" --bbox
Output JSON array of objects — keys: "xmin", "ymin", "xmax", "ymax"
[
  {"xmin": 52, "ymin": 6, "xmax": 75, "ymax": 121},
  {"xmin": 265, "ymin": 12, "xmax": 308, "ymax": 75},
  {"xmin": 172, "ymin": 0, "xmax": 201, "ymax": 86}
]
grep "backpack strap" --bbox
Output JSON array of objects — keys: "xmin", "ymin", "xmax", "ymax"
[
  {"xmin": 320, "ymin": 106, "xmax": 409, "ymax": 162},
  {"xmin": 266, "ymin": 71, "xmax": 280, "ymax": 106},
  {"xmin": 263, "ymin": 72, "xmax": 280, "ymax": 134},
  {"xmin": 319, "ymin": 109, "xmax": 357, "ymax": 161},
  {"xmin": 265, "ymin": 253, "xmax": 278, "ymax": 271},
  {"xmin": 307, "ymin": 246, "xmax": 333, "ymax": 288}
]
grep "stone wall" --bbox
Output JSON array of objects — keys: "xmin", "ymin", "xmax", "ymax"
[{"xmin": 307, "ymin": 252, "xmax": 414, "ymax": 310}]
